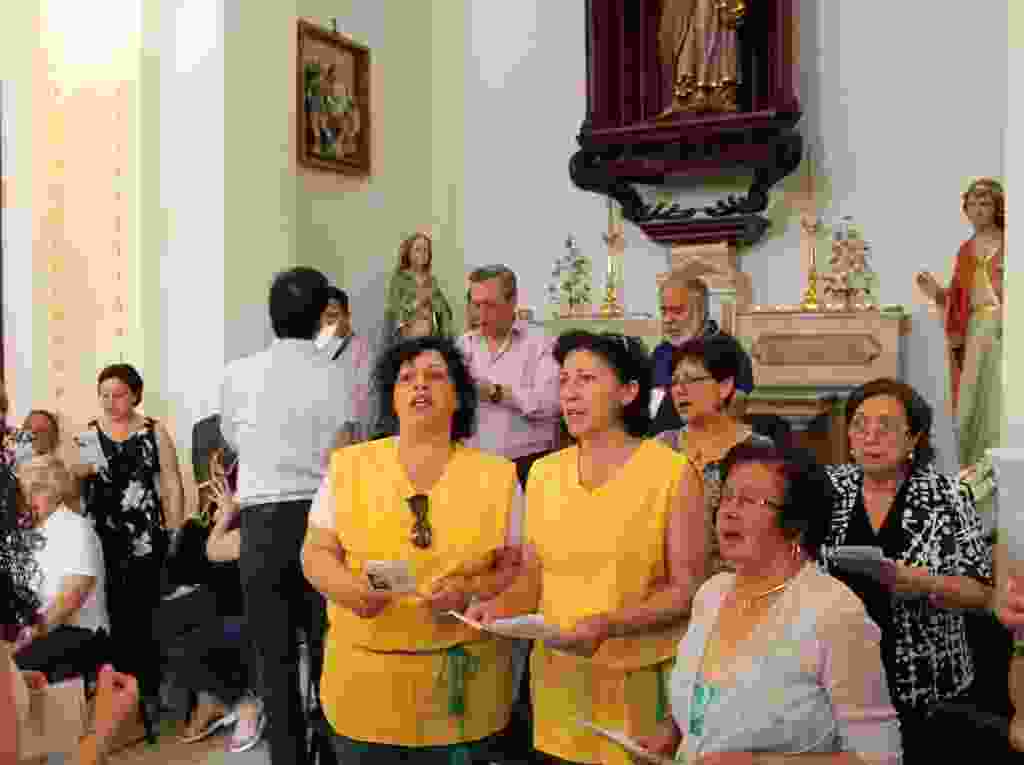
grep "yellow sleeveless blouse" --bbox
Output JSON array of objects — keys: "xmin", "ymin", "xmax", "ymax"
[
  {"xmin": 527, "ymin": 439, "xmax": 692, "ymax": 764},
  {"xmin": 319, "ymin": 438, "xmax": 518, "ymax": 746}
]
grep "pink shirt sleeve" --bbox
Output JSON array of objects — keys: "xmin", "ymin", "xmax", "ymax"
[{"xmin": 815, "ymin": 603, "xmax": 902, "ymax": 765}]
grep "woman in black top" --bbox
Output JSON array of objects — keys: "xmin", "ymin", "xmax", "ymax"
[
  {"xmin": 78, "ymin": 363, "xmax": 185, "ymax": 740},
  {"xmin": 819, "ymin": 378, "xmax": 999, "ymax": 764}
]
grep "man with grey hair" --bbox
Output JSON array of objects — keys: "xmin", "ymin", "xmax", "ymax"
[
  {"xmin": 649, "ymin": 272, "xmax": 754, "ymax": 435},
  {"xmin": 458, "ymin": 265, "xmax": 561, "ymax": 488}
]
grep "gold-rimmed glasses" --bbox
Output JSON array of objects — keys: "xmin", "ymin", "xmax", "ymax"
[
  {"xmin": 848, "ymin": 415, "xmax": 909, "ymax": 439},
  {"xmin": 407, "ymin": 494, "xmax": 433, "ymax": 549}
]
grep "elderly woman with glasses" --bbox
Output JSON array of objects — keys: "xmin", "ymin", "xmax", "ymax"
[
  {"xmin": 636, "ymin": 442, "xmax": 901, "ymax": 764},
  {"xmin": 468, "ymin": 331, "xmax": 707, "ymax": 765},
  {"xmin": 819, "ymin": 378, "xmax": 995, "ymax": 764},
  {"xmin": 301, "ymin": 336, "xmax": 522, "ymax": 764}
]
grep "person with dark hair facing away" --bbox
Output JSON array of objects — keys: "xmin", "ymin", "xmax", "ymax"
[
  {"xmin": 73, "ymin": 362, "xmax": 185, "ymax": 741},
  {"xmin": 303, "ymin": 336, "xmax": 522, "ymax": 764},
  {"xmin": 467, "ymin": 331, "xmax": 707, "ymax": 765},
  {"xmin": 219, "ymin": 266, "xmax": 359, "ymax": 765},
  {"xmin": 819, "ymin": 377, "xmax": 998, "ymax": 764},
  {"xmin": 635, "ymin": 442, "xmax": 902, "ymax": 763},
  {"xmin": 656, "ymin": 334, "xmax": 774, "ymax": 578}
]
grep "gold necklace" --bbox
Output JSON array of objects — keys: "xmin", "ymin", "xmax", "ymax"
[{"xmin": 734, "ymin": 580, "xmax": 790, "ymax": 612}]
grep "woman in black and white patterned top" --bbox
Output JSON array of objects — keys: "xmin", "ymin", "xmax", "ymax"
[{"xmin": 819, "ymin": 378, "xmax": 996, "ymax": 764}]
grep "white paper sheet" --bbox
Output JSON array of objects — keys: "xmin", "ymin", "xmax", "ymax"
[
  {"xmin": 74, "ymin": 430, "xmax": 109, "ymax": 471},
  {"xmin": 447, "ymin": 611, "xmax": 563, "ymax": 641},
  {"xmin": 364, "ymin": 560, "xmax": 418, "ymax": 594},
  {"xmin": 990, "ymin": 448, "xmax": 1024, "ymax": 561}
]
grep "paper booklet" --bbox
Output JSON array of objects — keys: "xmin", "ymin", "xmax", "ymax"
[
  {"xmin": 447, "ymin": 611, "xmax": 564, "ymax": 642},
  {"xmin": 364, "ymin": 560, "xmax": 419, "ymax": 595},
  {"xmin": 74, "ymin": 429, "xmax": 109, "ymax": 472},
  {"xmin": 577, "ymin": 720, "xmax": 679, "ymax": 765}
]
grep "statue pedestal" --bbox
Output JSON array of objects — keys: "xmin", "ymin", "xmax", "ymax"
[{"xmin": 734, "ymin": 305, "xmax": 909, "ymax": 464}]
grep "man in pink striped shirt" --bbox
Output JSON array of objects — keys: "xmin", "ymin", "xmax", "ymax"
[{"xmin": 458, "ymin": 265, "xmax": 561, "ymax": 489}]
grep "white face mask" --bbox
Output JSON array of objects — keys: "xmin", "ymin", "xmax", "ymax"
[{"xmin": 315, "ymin": 323, "xmax": 338, "ymax": 348}]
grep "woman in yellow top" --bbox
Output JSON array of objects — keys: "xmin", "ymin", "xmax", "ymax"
[
  {"xmin": 469, "ymin": 331, "xmax": 708, "ymax": 765},
  {"xmin": 302, "ymin": 335, "xmax": 523, "ymax": 764}
]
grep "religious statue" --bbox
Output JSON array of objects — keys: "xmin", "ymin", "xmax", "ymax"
[
  {"xmin": 657, "ymin": 0, "xmax": 749, "ymax": 118},
  {"xmin": 915, "ymin": 178, "xmax": 1005, "ymax": 476},
  {"xmin": 385, "ymin": 232, "xmax": 454, "ymax": 342},
  {"xmin": 820, "ymin": 220, "xmax": 876, "ymax": 309}
]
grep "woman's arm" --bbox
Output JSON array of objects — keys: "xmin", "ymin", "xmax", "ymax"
[
  {"xmin": 744, "ymin": 603, "xmax": 900, "ymax": 765},
  {"xmin": 206, "ymin": 503, "xmax": 241, "ymax": 563},
  {"xmin": 1, "ymin": 643, "xmax": 18, "ymax": 765},
  {"xmin": 300, "ymin": 477, "xmax": 392, "ymax": 618},
  {"xmin": 155, "ymin": 422, "xmax": 185, "ymax": 530},
  {"xmin": 890, "ymin": 481, "xmax": 994, "ymax": 610}
]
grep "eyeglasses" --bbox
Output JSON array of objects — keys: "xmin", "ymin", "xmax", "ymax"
[
  {"xmin": 671, "ymin": 374, "xmax": 713, "ymax": 388},
  {"xmin": 407, "ymin": 494, "xmax": 433, "ymax": 549},
  {"xmin": 848, "ymin": 416, "xmax": 909, "ymax": 439},
  {"xmin": 719, "ymin": 487, "xmax": 783, "ymax": 511}
]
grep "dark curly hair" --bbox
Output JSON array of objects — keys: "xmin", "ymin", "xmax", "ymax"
[
  {"xmin": 552, "ymin": 331, "xmax": 653, "ymax": 438},
  {"xmin": 719, "ymin": 441, "xmax": 835, "ymax": 560},
  {"xmin": 372, "ymin": 336, "xmax": 478, "ymax": 441},
  {"xmin": 0, "ymin": 464, "xmax": 42, "ymax": 641}
]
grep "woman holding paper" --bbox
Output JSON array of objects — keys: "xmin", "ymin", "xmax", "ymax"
[
  {"xmin": 302, "ymin": 335, "xmax": 522, "ymax": 764},
  {"xmin": 637, "ymin": 442, "xmax": 902, "ymax": 764},
  {"xmin": 819, "ymin": 378, "xmax": 996, "ymax": 763},
  {"xmin": 76, "ymin": 363, "xmax": 185, "ymax": 741},
  {"xmin": 469, "ymin": 331, "xmax": 708, "ymax": 765}
]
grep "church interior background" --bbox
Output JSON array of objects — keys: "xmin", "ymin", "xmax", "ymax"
[{"xmin": 0, "ymin": 0, "xmax": 1018, "ymax": 545}]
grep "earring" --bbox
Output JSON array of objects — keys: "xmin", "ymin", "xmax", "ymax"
[{"xmin": 906, "ymin": 449, "xmax": 915, "ymax": 462}]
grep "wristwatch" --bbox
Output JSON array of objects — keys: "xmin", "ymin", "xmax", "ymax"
[{"xmin": 489, "ymin": 384, "xmax": 503, "ymax": 404}]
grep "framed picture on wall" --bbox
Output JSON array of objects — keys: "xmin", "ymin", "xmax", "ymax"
[{"xmin": 297, "ymin": 19, "xmax": 370, "ymax": 175}]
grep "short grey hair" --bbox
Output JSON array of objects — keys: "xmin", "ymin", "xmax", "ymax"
[
  {"xmin": 18, "ymin": 455, "xmax": 72, "ymax": 505},
  {"xmin": 467, "ymin": 265, "xmax": 517, "ymax": 302}
]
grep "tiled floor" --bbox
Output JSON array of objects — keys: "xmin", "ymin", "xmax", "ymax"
[{"xmin": 107, "ymin": 719, "xmax": 270, "ymax": 765}]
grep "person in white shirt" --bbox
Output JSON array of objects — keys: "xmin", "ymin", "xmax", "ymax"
[
  {"xmin": 316, "ymin": 287, "xmax": 373, "ymax": 434},
  {"xmin": 219, "ymin": 266, "xmax": 357, "ymax": 765},
  {"xmin": 12, "ymin": 455, "xmax": 110, "ymax": 683}
]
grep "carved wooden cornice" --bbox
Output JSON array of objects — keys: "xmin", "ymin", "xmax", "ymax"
[{"xmin": 571, "ymin": 0, "xmax": 802, "ymax": 248}]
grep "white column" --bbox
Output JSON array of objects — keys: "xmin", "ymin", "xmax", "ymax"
[{"xmin": 1006, "ymin": 0, "xmax": 1023, "ymax": 446}]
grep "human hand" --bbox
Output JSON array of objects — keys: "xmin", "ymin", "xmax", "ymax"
[
  {"xmin": 545, "ymin": 614, "xmax": 613, "ymax": 658},
  {"xmin": 93, "ymin": 665, "xmax": 139, "ymax": 749},
  {"xmin": 70, "ymin": 463, "xmax": 97, "ymax": 481},
  {"xmin": 463, "ymin": 599, "xmax": 502, "ymax": 625},
  {"xmin": 425, "ymin": 577, "xmax": 470, "ymax": 619},
  {"xmin": 14, "ymin": 624, "xmax": 44, "ymax": 653},
  {"xmin": 998, "ymin": 576, "xmax": 1024, "ymax": 630},
  {"xmin": 21, "ymin": 671, "xmax": 48, "ymax": 691},
  {"xmin": 631, "ymin": 728, "xmax": 680, "ymax": 762},
  {"xmin": 351, "ymin": 583, "xmax": 394, "ymax": 619},
  {"xmin": 477, "ymin": 382, "xmax": 493, "ymax": 402}
]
